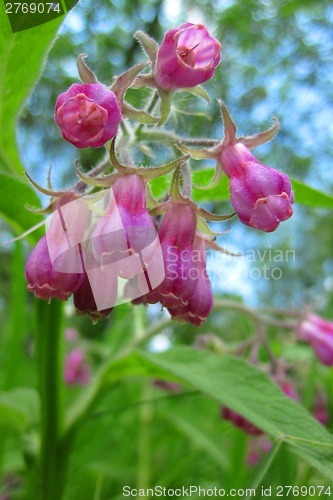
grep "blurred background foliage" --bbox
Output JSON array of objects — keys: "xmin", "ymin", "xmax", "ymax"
[{"xmin": 1, "ymin": 0, "xmax": 333, "ymax": 497}]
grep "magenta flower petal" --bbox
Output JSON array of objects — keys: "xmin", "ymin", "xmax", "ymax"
[{"xmin": 55, "ymin": 83, "xmax": 122, "ymax": 149}]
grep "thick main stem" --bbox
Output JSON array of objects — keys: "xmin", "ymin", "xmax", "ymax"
[{"xmin": 34, "ymin": 299, "xmax": 66, "ymax": 500}]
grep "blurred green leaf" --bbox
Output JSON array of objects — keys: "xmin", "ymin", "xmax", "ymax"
[
  {"xmin": 0, "ymin": 173, "xmax": 43, "ymax": 242},
  {"xmin": 291, "ymin": 179, "xmax": 333, "ymax": 209},
  {"xmin": 0, "ymin": 387, "xmax": 39, "ymax": 431},
  {"xmin": 95, "ymin": 347, "xmax": 333, "ymax": 482},
  {"xmin": 165, "ymin": 411, "xmax": 228, "ymax": 470},
  {"xmin": 0, "ymin": 4, "xmax": 63, "ymax": 174}
]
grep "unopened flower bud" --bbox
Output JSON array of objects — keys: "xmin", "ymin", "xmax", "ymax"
[
  {"xmin": 220, "ymin": 143, "xmax": 294, "ymax": 232},
  {"xmin": 154, "ymin": 23, "xmax": 221, "ymax": 91},
  {"xmin": 55, "ymin": 83, "xmax": 122, "ymax": 148}
]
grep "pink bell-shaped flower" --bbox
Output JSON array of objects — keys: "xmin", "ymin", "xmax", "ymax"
[
  {"xmin": 92, "ymin": 174, "xmax": 157, "ymax": 280},
  {"xmin": 168, "ymin": 235, "xmax": 213, "ymax": 326},
  {"xmin": 154, "ymin": 23, "xmax": 221, "ymax": 91},
  {"xmin": 145, "ymin": 201, "xmax": 198, "ymax": 309},
  {"xmin": 220, "ymin": 143, "xmax": 294, "ymax": 232},
  {"xmin": 55, "ymin": 83, "xmax": 122, "ymax": 148},
  {"xmin": 26, "ymin": 234, "xmax": 84, "ymax": 301}
]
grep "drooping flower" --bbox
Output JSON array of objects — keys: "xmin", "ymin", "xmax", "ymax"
[
  {"xmin": 92, "ymin": 174, "xmax": 158, "ymax": 280},
  {"xmin": 73, "ymin": 273, "xmax": 114, "ymax": 322},
  {"xmin": 154, "ymin": 23, "xmax": 221, "ymax": 91},
  {"xmin": 296, "ymin": 313, "xmax": 333, "ymax": 366},
  {"xmin": 220, "ymin": 142, "xmax": 294, "ymax": 232},
  {"xmin": 64, "ymin": 348, "xmax": 90, "ymax": 385},
  {"xmin": 168, "ymin": 235, "xmax": 213, "ymax": 326},
  {"xmin": 178, "ymin": 102, "xmax": 294, "ymax": 233},
  {"xmin": 26, "ymin": 234, "xmax": 84, "ymax": 301},
  {"xmin": 144, "ymin": 201, "xmax": 198, "ymax": 309},
  {"xmin": 55, "ymin": 83, "xmax": 122, "ymax": 148}
]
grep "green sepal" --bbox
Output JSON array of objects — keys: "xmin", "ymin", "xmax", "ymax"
[
  {"xmin": 158, "ymin": 89, "xmax": 173, "ymax": 126},
  {"xmin": 219, "ymin": 100, "xmax": 237, "ymax": 146},
  {"xmin": 197, "ymin": 216, "xmax": 223, "ymax": 237},
  {"xmin": 177, "ymin": 142, "xmax": 219, "ymax": 160},
  {"xmin": 179, "ymin": 85, "xmax": 211, "ymax": 103},
  {"xmin": 239, "ymin": 117, "xmax": 280, "ymax": 149},
  {"xmin": 145, "ymin": 184, "xmax": 159, "ymax": 210},
  {"xmin": 136, "ymin": 155, "xmax": 190, "ymax": 182},
  {"xmin": 131, "ymin": 73, "xmax": 157, "ymax": 89},
  {"xmin": 197, "ymin": 207, "xmax": 236, "ymax": 222},
  {"xmin": 122, "ymin": 102, "xmax": 159, "ymax": 125},
  {"xmin": 77, "ymin": 54, "xmax": 98, "ymax": 84},
  {"xmin": 134, "ymin": 31, "xmax": 159, "ymax": 66},
  {"xmin": 25, "ymin": 172, "xmax": 67, "ymax": 197},
  {"xmin": 75, "ymin": 161, "xmax": 119, "ymax": 188},
  {"xmin": 111, "ymin": 61, "xmax": 148, "ymax": 103},
  {"xmin": 110, "ymin": 139, "xmax": 190, "ymax": 181}
]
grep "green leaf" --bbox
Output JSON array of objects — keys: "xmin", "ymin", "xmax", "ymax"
[
  {"xmin": 0, "ymin": 172, "xmax": 43, "ymax": 243},
  {"xmin": 291, "ymin": 179, "xmax": 333, "ymax": 209},
  {"xmin": 0, "ymin": 387, "xmax": 40, "ymax": 431},
  {"xmin": 192, "ymin": 168, "xmax": 230, "ymax": 202},
  {"xmin": 88, "ymin": 347, "xmax": 333, "ymax": 482},
  {"xmin": 166, "ymin": 412, "xmax": 228, "ymax": 470},
  {"xmin": 0, "ymin": 4, "xmax": 63, "ymax": 174}
]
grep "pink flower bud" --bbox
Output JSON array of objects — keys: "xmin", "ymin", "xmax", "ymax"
[
  {"xmin": 168, "ymin": 236, "xmax": 213, "ymax": 326},
  {"xmin": 92, "ymin": 174, "xmax": 157, "ymax": 280},
  {"xmin": 154, "ymin": 23, "xmax": 221, "ymax": 91},
  {"xmin": 220, "ymin": 143, "xmax": 294, "ymax": 232},
  {"xmin": 26, "ymin": 235, "xmax": 84, "ymax": 301},
  {"xmin": 296, "ymin": 313, "xmax": 333, "ymax": 366},
  {"xmin": 55, "ymin": 83, "xmax": 122, "ymax": 148},
  {"xmin": 64, "ymin": 348, "xmax": 90, "ymax": 385}
]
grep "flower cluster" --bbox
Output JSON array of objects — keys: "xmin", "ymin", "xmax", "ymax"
[{"xmin": 26, "ymin": 23, "xmax": 294, "ymax": 325}]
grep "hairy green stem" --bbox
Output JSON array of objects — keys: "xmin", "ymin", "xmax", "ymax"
[{"xmin": 34, "ymin": 299, "xmax": 67, "ymax": 500}]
